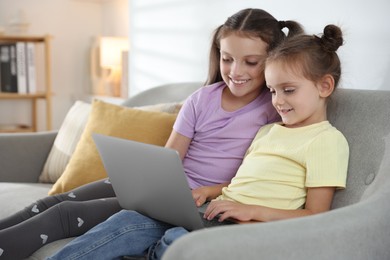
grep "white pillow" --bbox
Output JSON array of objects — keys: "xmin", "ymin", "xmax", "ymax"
[{"xmin": 39, "ymin": 101, "xmax": 91, "ymax": 183}]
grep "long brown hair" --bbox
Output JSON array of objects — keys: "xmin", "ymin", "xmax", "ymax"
[{"xmin": 205, "ymin": 8, "xmax": 303, "ymax": 85}]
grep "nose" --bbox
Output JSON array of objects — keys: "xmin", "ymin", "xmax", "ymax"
[
  {"xmin": 231, "ymin": 62, "xmax": 244, "ymax": 76},
  {"xmin": 273, "ymin": 92, "xmax": 285, "ymax": 106}
]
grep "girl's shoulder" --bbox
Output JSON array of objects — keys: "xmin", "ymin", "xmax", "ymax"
[
  {"xmin": 186, "ymin": 81, "xmax": 225, "ymax": 103},
  {"xmin": 306, "ymin": 122, "xmax": 349, "ymax": 152},
  {"xmin": 314, "ymin": 121, "xmax": 347, "ymax": 140},
  {"xmin": 192, "ymin": 81, "xmax": 225, "ymax": 96},
  {"xmin": 253, "ymin": 122, "xmax": 281, "ymax": 138},
  {"xmin": 321, "ymin": 123, "xmax": 349, "ymax": 145},
  {"xmin": 180, "ymin": 81, "xmax": 225, "ymax": 111}
]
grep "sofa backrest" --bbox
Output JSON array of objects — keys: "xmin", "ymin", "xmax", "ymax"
[
  {"xmin": 123, "ymin": 84, "xmax": 390, "ymax": 210},
  {"xmin": 121, "ymin": 82, "xmax": 202, "ymax": 107},
  {"xmin": 327, "ymin": 88, "xmax": 390, "ymax": 209}
]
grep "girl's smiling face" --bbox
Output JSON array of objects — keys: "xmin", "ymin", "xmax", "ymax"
[
  {"xmin": 265, "ymin": 61, "xmax": 329, "ymax": 128},
  {"xmin": 219, "ymin": 33, "xmax": 268, "ymax": 103}
]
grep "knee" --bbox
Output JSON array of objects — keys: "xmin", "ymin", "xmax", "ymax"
[
  {"xmin": 147, "ymin": 227, "xmax": 189, "ymax": 260},
  {"xmin": 162, "ymin": 227, "xmax": 189, "ymax": 246},
  {"xmin": 55, "ymin": 200, "xmax": 79, "ymax": 212},
  {"xmin": 107, "ymin": 210, "xmax": 148, "ymax": 224}
]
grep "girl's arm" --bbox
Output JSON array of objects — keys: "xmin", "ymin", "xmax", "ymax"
[
  {"xmin": 165, "ymin": 130, "xmax": 230, "ymax": 206},
  {"xmin": 204, "ymin": 186, "xmax": 336, "ymax": 222},
  {"xmin": 164, "ymin": 130, "xmax": 191, "ymax": 160}
]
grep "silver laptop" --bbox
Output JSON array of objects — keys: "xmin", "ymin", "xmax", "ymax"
[{"xmin": 92, "ymin": 133, "xmax": 235, "ymax": 231}]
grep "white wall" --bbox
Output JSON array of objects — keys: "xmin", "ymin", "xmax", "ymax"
[
  {"xmin": 128, "ymin": 0, "xmax": 390, "ymax": 95},
  {"xmin": 0, "ymin": 0, "xmax": 128, "ymax": 130},
  {"xmin": 0, "ymin": 0, "xmax": 388, "ymax": 130}
]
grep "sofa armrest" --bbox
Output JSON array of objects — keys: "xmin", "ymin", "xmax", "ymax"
[
  {"xmin": 163, "ymin": 189, "xmax": 390, "ymax": 260},
  {"xmin": 0, "ymin": 131, "xmax": 57, "ymax": 182}
]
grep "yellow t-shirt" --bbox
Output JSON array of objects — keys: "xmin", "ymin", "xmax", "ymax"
[{"xmin": 218, "ymin": 121, "xmax": 349, "ymax": 210}]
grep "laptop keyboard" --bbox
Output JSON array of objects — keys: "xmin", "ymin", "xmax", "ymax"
[{"xmin": 199, "ymin": 212, "xmax": 236, "ymax": 228}]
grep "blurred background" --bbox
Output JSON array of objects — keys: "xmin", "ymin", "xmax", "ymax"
[{"xmin": 0, "ymin": 0, "xmax": 389, "ymax": 130}]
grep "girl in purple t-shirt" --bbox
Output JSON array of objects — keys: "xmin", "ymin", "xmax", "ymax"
[
  {"xmin": 176, "ymin": 82, "xmax": 277, "ymax": 190},
  {"xmin": 0, "ymin": 8, "xmax": 302, "ymax": 259}
]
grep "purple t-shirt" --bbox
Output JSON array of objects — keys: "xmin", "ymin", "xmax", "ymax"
[{"xmin": 174, "ymin": 81, "xmax": 280, "ymax": 189}]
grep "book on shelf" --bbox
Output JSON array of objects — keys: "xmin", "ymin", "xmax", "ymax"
[
  {"xmin": 0, "ymin": 44, "xmax": 11, "ymax": 92},
  {"xmin": 9, "ymin": 44, "xmax": 18, "ymax": 92},
  {"xmin": 0, "ymin": 41, "xmax": 38, "ymax": 94},
  {"xmin": 26, "ymin": 42, "xmax": 37, "ymax": 93},
  {"xmin": 16, "ymin": 42, "xmax": 27, "ymax": 94},
  {"xmin": 0, "ymin": 43, "xmax": 18, "ymax": 93}
]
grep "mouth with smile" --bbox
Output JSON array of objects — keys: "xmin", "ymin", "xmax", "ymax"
[
  {"xmin": 230, "ymin": 77, "xmax": 250, "ymax": 85},
  {"xmin": 278, "ymin": 108, "xmax": 294, "ymax": 115}
]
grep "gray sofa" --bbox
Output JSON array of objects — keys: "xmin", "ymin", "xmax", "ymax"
[
  {"xmin": 163, "ymin": 88, "xmax": 390, "ymax": 260},
  {"xmin": 1, "ymin": 83, "xmax": 389, "ymax": 259},
  {"xmin": 0, "ymin": 82, "xmax": 202, "ymax": 259}
]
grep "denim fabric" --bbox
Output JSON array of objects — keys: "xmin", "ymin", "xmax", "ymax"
[
  {"xmin": 148, "ymin": 227, "xmax": 189, "ymax": 260},
  {"xmin": 47, "ymin": 210, "xmax": 174, "ymax": 260}
]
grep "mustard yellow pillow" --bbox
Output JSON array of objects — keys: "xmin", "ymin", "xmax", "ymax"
[{"xmin": 49, "ymin": 99, "xmax": 177, "ymax": 195}]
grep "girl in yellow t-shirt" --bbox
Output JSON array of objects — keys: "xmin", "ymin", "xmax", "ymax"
[{"xmin": 206, "ymin": 24, "xmax": 349, "ymax": 223}]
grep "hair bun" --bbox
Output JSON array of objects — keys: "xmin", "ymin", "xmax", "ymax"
[
  {"xmin": 320, "ymin": 24, "xmax": 343, "ymax": 52},
  {"xmin": 278, "ymin": 20, "xmax": 286, "ymax": 29}
]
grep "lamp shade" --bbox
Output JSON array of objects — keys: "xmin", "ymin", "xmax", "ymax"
[{"xmin": 100, "ymin": 36, "xmax": 128, "ymax": 68}]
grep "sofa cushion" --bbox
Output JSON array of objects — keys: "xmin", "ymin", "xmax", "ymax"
[
  {"xmin": 328, "ymin": 89, "xmax": 390, "ymax": 209},
  {"xmin": 361, "ymin": 133, "xmax": 390, "ymax": 200},
  {"xmin": 48, "ymin": 100, "xmax": 177, "ymax": 195},
  {"xmin": 26, "ymin": 238, "xmax": 75, "ymax": 260},
  {"xmin": 0, "ymin": 183, "xmax": 52, "ymax": 219}
]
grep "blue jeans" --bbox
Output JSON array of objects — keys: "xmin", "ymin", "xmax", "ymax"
[{"xmin": 47, "ymin": 210, "xmax": 189, "ymax": 260}]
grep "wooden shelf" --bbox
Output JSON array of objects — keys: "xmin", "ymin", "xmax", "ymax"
[
  {"xmin": 0, "ymin": 92, "xmax": 47, "ymax": 99},
  {"xmin": 0, "ymin": 35, "xmax": 52, "ymax": 132},
  {"xmin": 0, "ymin": 124, "xmax": 33, "ymax": 133},
  {"xmin": 0, "ymin": 35, "xmax": 50, "ymax": 43}
]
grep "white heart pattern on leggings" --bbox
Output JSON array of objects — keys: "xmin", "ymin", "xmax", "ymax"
[
  {"xmin": 68, "ymin": 192, "xmax": 76, "ymax": 199},
  {"xmin": 77, "ymin": 217, "xmax": 84, "ymax": 227},
  {"xmin": 40, "ymin": 234, "xmax": 48, "ymax": 244},
  {"xmin": 31, "ymin": 204, "xmax": 39, "ymax": 213},
  {"xmin": 0, "ymin": 248, "xmax": 4, "ymax": 256}
]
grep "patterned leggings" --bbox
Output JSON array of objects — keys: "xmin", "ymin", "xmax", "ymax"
[{"xmin": 0, "ymin": 178, "xmax": 122, "ymax": 260}]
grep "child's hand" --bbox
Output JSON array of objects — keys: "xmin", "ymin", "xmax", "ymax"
[
  {"xmin": 191, "ymin": 183, "xmax": 229, "ymax": 207},
  {"xmin": 204, "ymin": 200, "xmax": 257, "ymax": 222},
  {"xmin": 191, "ymin": 186, "xmax": 209, "ymax": 207}
]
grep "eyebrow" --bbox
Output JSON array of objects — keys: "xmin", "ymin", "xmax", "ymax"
[
  {"xmin": 266, "ymin": 82, "xmax": 296, "ymax": 89},
  {"xmin": 220, "ymin": 51, "xmax": 266, "ymax": 58}
]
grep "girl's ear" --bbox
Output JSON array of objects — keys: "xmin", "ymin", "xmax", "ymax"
[{"xmin": 318, "ymin": 74, "xmax": 335, "ymax": 98}]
